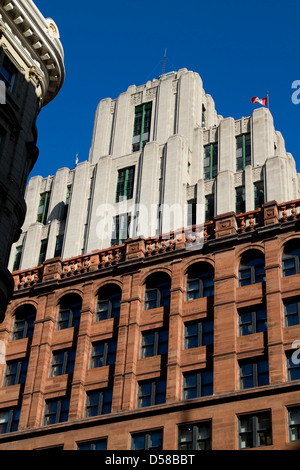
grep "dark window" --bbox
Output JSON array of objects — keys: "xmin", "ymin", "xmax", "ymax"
[
  {"xmin": 4, "ymin": 359, "xmax": 28, "ymax": 386},
  {"xmin": 238, "ymin": 411, "xmax": 272, "ymax": 449},
  {"xmin": 131, "ymin": 429, "xmax": 163, "ymax": 450},
  {"xmin": 116, "ymin": 166, "xmax": 135, "ymax": 202},
  {"xmin": 183, "ymin": 370, "xmax": 213, "ymax": 399},
  {"xmin": 282, "ymin": 242, "xmax": 300, "ymax": 277},
  {"xmin": 137, "ymin": 379, "xmax": 166, "ymax": 408},
  {"xmin": 238, "ymin": 305, "xmax": 267, "ymax": 336},
  {"xmin": 184, "ymin": 319, "xmax": 214, "ymax": 348},
  {"xmin": 85, "ymin": 389, "xmax": 112, "ymax": 417},
  {"xmin": 0, "ymin": 408, "xmax": 20, "ymax": 434},
  {"xmin": 205, "ymin": 194, "xmax": 214, "ymax": 222},
  {"xmin": 288, "ymin": 407, "xmax": 300, "ymax": 442},
  {"xmin": 202, "ymin": 105, "xmax": 206, "ymax": 128},
  {"xmin": 178, "ymin": 421, "xmax": 211, "ymax": 450},
  {"xmin": 203, "ymin": 143, "xmax": 218, "ymax": 180},
  {"xmin": 254, "ymin": 181, "xmax": 264, "ymax": 210},
  {"xmin": 38, "ymin": 239, "xmax": 48, "ymax": 265},
  {"xmin": 90, "ymin": 340, "xmax": 117, "ymax": 368},
  {"xmin": 54, "ymin": 235, "xmax": 64, "ymax": 258},
  {"xmin": 186, "ymin": 263, "xmax": 214, "ymax": 300},
  {"xmin": 145, "ymin": 273, "xmax": 171, "ymax": 310},
  {"xmin": 0, "ymin": 56, "xmax": 17, "ymax": 92},
  {"xmin": 37, "ymin": 192, "xmax": 50, "ymax": 224},
  {"xmin": 287, "ymin": 351, "xmax": 300, "ymax": 381},
  {"xmin": 96, "ymin": 285, "xmax": 121, "ymax": 321},
  {"xmin": 57, "ymin": 295, "xmax": 82, "ymax": 330},
  {"xmin": 44, "ymin": 397, "xmax": 69, "ymax": 426},
  {"xmin": 284, "ymin": 298, "xmax": 300, "ymax": 327},
  {"xmin": 187, "ymin": 199, "xmax": 197, "ymax": 226},
  {"xmin": 239, "ymin": 357, "xmax": 269, "ymax": 389},
  {"xmin": 12, "ymin": 305, "xmax": 36, "ymax": 341},
  {"xmin": 236, "ymin": 134, "xmax": 251, "ymax": 171},
  {"xmin": 132, "ymin": 102, "xmax": 152, "ymax": 152},
  {"xmin": 77, "ymin": 439, "xmax": 107, "ymax": 450},
  {"xmin": 13, "ymin": 246, "xmax": 23, "ymax": 271},
  {"xmin": 50, "ymin": 349, "xmax": 76, "ymax": 377},
  {"xmin": 111, "ymin": 213, "xmax": 131, "ymax": 246},
  {"xmin": 62, "ymin": 185, "xmax": 72, "ymax": 220},
  {"xmin": 141, "ymin": 329, "xmax": 168, "ymax": 358},
  {"xmin": 239, "ymin": 251, "xmax": 265, "ymax": 286},
  {"xmin": 236, "ymin": 186, "xmax": 245, "ymax": 214}
]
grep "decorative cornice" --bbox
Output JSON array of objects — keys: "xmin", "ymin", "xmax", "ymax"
[{"xmin": 0, "ymin": 0, "xmax": 65, "ymax": 106}]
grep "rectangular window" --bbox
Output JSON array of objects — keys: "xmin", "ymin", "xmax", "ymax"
[
  {"xmin": 288, "ymin": 407, "xmax": 300, "ymax": 442},
  {"xmin": 13, "ymin": 246, "xmax": 23, "ymax": 271},
  {"xmin": 202, "ymin": 105, "xmax": 206, "ymax": 128},
  {"xmin": 85, "ymin": 389, "xmax": 112, "ymax": 417},
  {"xmin": 44, "ymin": 397, "xmax": 69, "ymax": 426},
  {"xmin": 38, "ymin": 239, "xmax": 48, "ymax": 265},
  {"xmin": 236, "ymin": 186, "xmax": 245, "ymax": 214},
  {"xmin": 77, "ymin": 439, "xmax": 107, "ymax": 450},
  {"xmin": 111, "ymin": 213, "xmax": 131, "ymax": 246},
  {"xmin": 141, "ymin": 329, "xmax": 169, "ymax": 358},
  {"xmin": 254, "ymin": 181, "xmax": 265, "ymax": 209},
  {"xmin": 0, "ymin": 56, "xmax": 17, "ymax": 92},
  {"xmin": 239, "ymin": 357, "xmax": 269, "ymax": 389},
  {"xmin": 203, "ymin": 144, "xmax": 218, "ymax": 180},
  {"xmin": 131, "ymin": 429, "xmax": 163, "ymax": 450},
  {"xmin": 178, "ymin": 421, "xmax": 211, "ymax": 450},
  {"xmin": 236, "ymin": 134, "xmax": 251, "ymax": 171},
  {"xmin": 287, "ymin": 351, "xmax": 300, "ymax": 381},
  {"xmin": 183, "ymin": 369, "xmax": 213, "ymax": 399},
  {"xmin": 187, "ymin": 198, "xmax": 197, "ymax": 226},
  {"xmin": 132, "ymin": 102, "xmax": 152, "ymax": 152},
  {"xmin": 115, "ymin": 166, "xmax": 135, "ymax": 202},
  {"xmin": 54, "ymin": 235, "xmax": 64, "ymax": 258},
  {"xmin": 238, "ymin": 305, "xmax": 267, "ymax": 336},
  {"xmin": 62, "ymin": 185, "xmax": 72, "ymax": 220},
  {"xmin": 184, "ymin": 319, "xmax": 214, "ymax": 349},
  {"xmin": 284, "ymin": 298, "xmax": 300, "ymax": 327},
  {"xmin": 36, "ymin": 192, "xmax": 50, "ymax": 224},
  {"xmin": 137, "ymin": 379, "xmax": 166, "ymax": 408},
  {"xmin": 238, "ymin": 411, "xmax": 272, "ymax": 448},
  {"xmin": 50, "ymin": 349, "xmax": 76, "ymax": 377},
  {"xmin": 0, "ymin": 408, "xmax": 20, "ymax": 434},
  {"xmin": 4, "ymin": 359, "xmax": 28, "ymax": 386},
  {"xmin": 90, "ymin": 340, "xmax": 117, "ymax": 368},
  {"xmin": 205, "ymin": 194, "xmax": 214, "ymax": 222}
]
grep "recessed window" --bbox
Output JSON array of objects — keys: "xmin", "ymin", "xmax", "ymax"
[
  {"xmin": 96, "ymin": 284, "xmax": 121, "ymax": 321},
  {"xmin": 183, "ymin": 369, "xmax": 213, "ymax": 399},
  {"xmin": 178, "ymin": 421, "xmax": 211, "ymax": 450},
  {"xmin": 284, "ymin": 298, "xmax": 300, "ymax": 327},
  {"xmin": 36, "ymin": 192, "xmax": 50, "ymax": 224},
  {"xmin": 57, "ymin": 294, "xmax": 82, "ymax": 330},
  {"xmin": 203, "ymin": 143, "xmax": 218, "ymax": 180},
  {"xmin": 44, "ymin": 397, "xmax": 69, "ymax": 426},
  {"xmin": 239, "ymin": 251, "xmax": 265, "ymax": 286},
  {"xmin": 144, "ymin": 273, "xmax": 171, "ymax": 310},
  {"xmin": 116, "ymin": 166, "xmax": 135, "ymax": 202},
  {"xmin": 54, "ymin": 235, "xmax": 64, "ymax": 258},
  {"xmin": 131, "ymin": 429, "xmax": 163, "ymax": 450},
  {"xmin": 187, "ymin": 198, "xmax": 197, "ymax": 226},
  {"xmin": 288, "ymin": 406, "xmax": 300, "ymax": 442},
  {"xmin": 205, "ymin": 194, "xmax": 214, "ymax": 222},
  {"xmin": 132, "ymin": 102, "xmax": 152, "ymax": 152},
  {"xmin": 0, "ymin": 56, "xmax": 17, "ymax": 92},
  {"xmin": 236, "ymin": 186, "xmax": 245, "ymax": 214},
  {"xmin": 111, "ymin": 213, "xmax": 131, "ymax": 247},
  {"xmin": 50, "ymin": 349, "xmax": 76, "ymax": 377},
  {"xmin": 38, "ymin": 239, "xmax": 48, "ymax": 265},
  {"xmin": 184, "ymin": 319, "xmax": 214, "ymax": 348},
  {"xmin": 12, "ymin": 246, "xmax": 23, "ymax": 272},
  {"xmin": 137, "ymin": 378, "xmax": 166, "ymax": 408},
  {"xmin": 239, "ymin": 357, "xmax": 269, "ymax": 389},
  {"xmin": 85, "ymin": 389, "xmax": 112, "ymax": 417},
  {"xmin": 254, "ymin": 181, "xmax": 264, "ymax": 209},
  {"xmin": 282, "ymin": 241, "xmax": 300, "ymax": 277},
  {"xmin": 0, "ymin": 408, "xmax": 20, "ymax": 434},
  {"xmin": 236, "ymin": 134, "xmax": 251, "ymax": 171},
  {"xmin": 238, "ymin": 411, "xmax": 272, "ymax": 449},
  {"xmin": 186, "ymin": 263, "xmax": 214, "ymax": 300},
  {"xmin": 141, "ymin": 329, "xmax": 168, "ymax": 358},
  {"xmin": 287, "ymin": 351, "xmax": 300, "ymax": 381},
  {"xmin": 77, "ymin": 439, "xmax": 107, "ymax": 450},
  {"xmin": 90, "ymin": 340, "xmax": 117, "ymax": 368},
  {"xmin": 3, "ymin": 359, "xmax": 28, "ymax": 386},
  {"xmin": 12, "ymin": 305, "xmax": 36, "ymax": 341},
  {"xmin": 238, "ymin": 305, "xmax": 267, "ymax": 336}
]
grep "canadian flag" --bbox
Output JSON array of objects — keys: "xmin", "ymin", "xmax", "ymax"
[{"xmin": 251, "ymin": 96, "xmax": 268, "ymax": 106}]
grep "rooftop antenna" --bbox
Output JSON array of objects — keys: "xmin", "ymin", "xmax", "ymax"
[{"xmin": 162, "ymin": 48, "xmax": 167, "ymax": 75}]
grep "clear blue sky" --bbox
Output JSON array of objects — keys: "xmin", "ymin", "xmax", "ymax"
[{"xmin": 32, "ymin": 0, "xmax": 300, "ymax": 178}]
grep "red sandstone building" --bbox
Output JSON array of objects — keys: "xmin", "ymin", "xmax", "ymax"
[{"xmin": 0, "ymin": 200, "xmax": 299, "ymax": 450}]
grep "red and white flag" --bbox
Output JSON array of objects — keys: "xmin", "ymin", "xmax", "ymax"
[{"xmin": 251, "ymin": 96, "xmax": 268, "ymax": 106}]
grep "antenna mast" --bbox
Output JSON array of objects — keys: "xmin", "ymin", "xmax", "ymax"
[{"xmin": 162, "ymin": 48, "xmax": 167, "ymax": 75}]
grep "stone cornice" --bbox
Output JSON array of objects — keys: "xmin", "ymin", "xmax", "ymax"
[{"xmin": 0, "ymin": 0, "xmax": 65, "ymax": 106}]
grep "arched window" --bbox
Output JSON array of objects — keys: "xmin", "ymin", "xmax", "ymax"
[
  {"xmin": 186, "ymin": 262, "xmax": 214, "ymax": 301},
  {"xmin": 57, "ymin": 294, "xmax": 82, "ymax": 330},
  {"xmin": 144, "ymin": 273, "xmax": 171, "ymax": 310},
  {"xmin": 12, "ymin": 305, "xmax": 36, "ymax": 341},
  {"xmin": 282, "ymin": 240, "xmax": 300, "ymax": 277},
  {"xmin": 239, "ymin": 251, "xmax": 265, "ymax": 287},
  {"xmin": 96, "ymin": 284, "xmax": 122, "ymax": 321}
]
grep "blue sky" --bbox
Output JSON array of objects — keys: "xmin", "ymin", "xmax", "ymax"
[{"xmin": 32, "ymin": 0, "xmax": 300, "ymax": 178}]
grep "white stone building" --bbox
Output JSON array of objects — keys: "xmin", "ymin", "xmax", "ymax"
[{"xmin": 8, "ymin": 68, "xmax": 299, "ymax": 272}]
